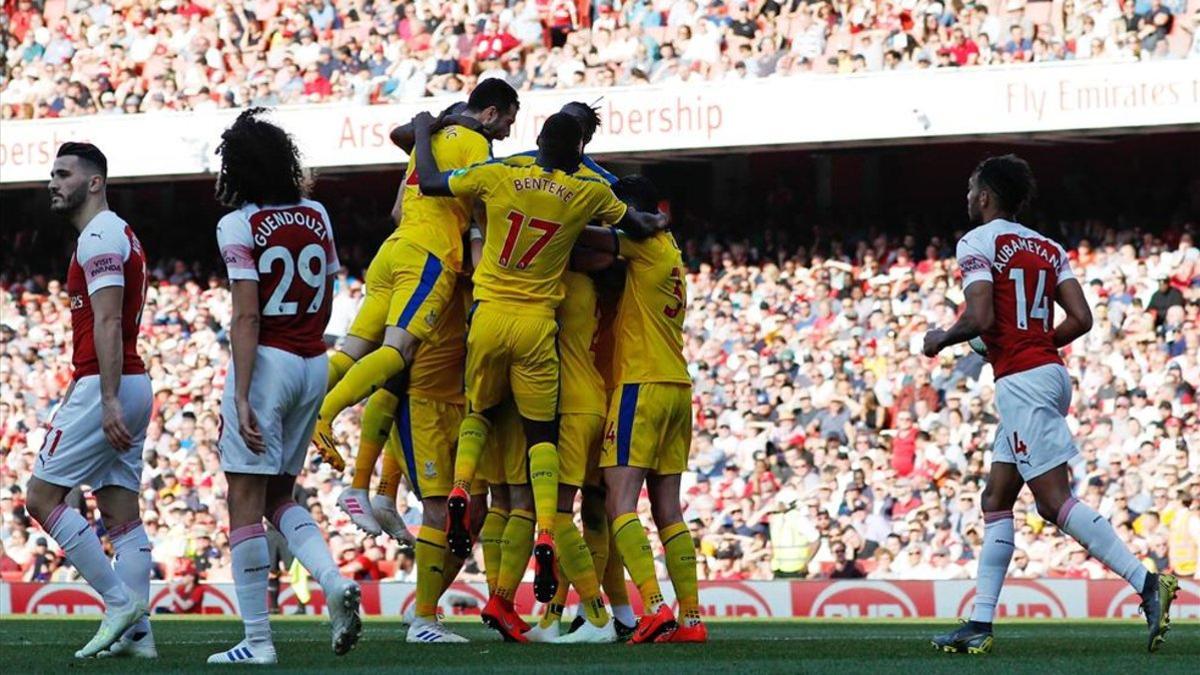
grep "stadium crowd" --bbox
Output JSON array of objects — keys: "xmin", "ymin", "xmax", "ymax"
[
  {"xmin": 2, "ymin": 195, "xmax": 1198, "ymax": 587},
  {"xmin": 2, "ymin": 0, "xmax": 1199, "ymax": 119}
]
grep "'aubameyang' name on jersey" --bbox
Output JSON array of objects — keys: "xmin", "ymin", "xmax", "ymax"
[
  {"xmin": 512, "ymin": 176, "xmax": 577, "ymax": 202},
  {"xmin": 992, "ymin": 236, "xmax": 1060, "ymax": 273},
  {"xmin": 252, "ymin": 209, "xmax": 328, "ymax": 246}
]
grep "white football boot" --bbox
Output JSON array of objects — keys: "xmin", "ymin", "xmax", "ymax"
[
  {"xmin": 406, "ymin": 617, "xmax": 469, "ymax": 643},
  {"xmin": 338, "ymin": 488, "xmax": 382, "ymax": 536}
]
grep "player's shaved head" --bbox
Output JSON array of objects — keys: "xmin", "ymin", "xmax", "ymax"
[
  {"xmin": 536, "ymin": 113, "xmax": 584, "ymax": 171},
  {"xmin": 614, "ymin": 175, "xmax": 659, "ymax": 213}
]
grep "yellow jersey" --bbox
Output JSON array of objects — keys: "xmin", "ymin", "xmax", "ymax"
[
  {"xmin": 503, "ymin": 151, "xmax": 619, "ymax": 185},
  {"xmin": 407, "ymin": 278, "xmax": 469, "ymax": 404},
  {"xmin": 557, "ymin": 271, "xmax": 606, "ymax": 416},
  {"xmin": 397, "ymin": 125, "xmax": 491, "ymax": 271},
  {"xmin": 613, "ymin": 231, "xmax": 690, "ymax": 385},
  {"xmin": 447, "ymin": 158, "xmax": 628, "ymax": 312}
]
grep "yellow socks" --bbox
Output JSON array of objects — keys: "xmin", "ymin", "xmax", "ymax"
[
  {"xmin": 612, "ymin": 512, "xmax": 663, "ymax": 612},
  {"xmin": 495, "ymin": 508, "xmax": 535, "ymax": 601},
  {"xmin": 527, "ymin": 443, "xmax": 559, "ymax": 534},
  {"xmin": 660, "ymin": 521, "xmax": 701, "ymax": 627},
  {"xmin": 555, "ymin": 511, "xmax": 609, "ymax": 628},
  {"xmin": 480, "ymin": 507, "xmax": 508, "ymax": 595},
  {"xmin": 538, "ymin": 583, "xmax": 567, "ymax": 629},
  {"xmin": 441, "ymin": 550, "xmax": 465, "ymax": 594},
  {"xmin": 326, "ymin": 350, "xmax": 355, "ymax": 392},
  {"xmin": 581, "ymin": 487, "xmax": 609, "ymax": 579},
  {"xmin": 453, "ymin": 414, "xmax": 490, "ymax": 492},
  {"xmin": 353, "ymin": 389, "xmax": 399, "ymax": 490},
  {"xmin": 320, "ymin": 346, "xmax": 407, "ymax": 421},
  {"xmin": 376, "ymin": 441, "xmax": 401, "ymax": 501},
  {"xmin": 414, "ymin": 526, "xmax": 447, "ymax": 619},
  {"xmin": 602, "ymin": 540, "xmax": 630, "ymax": 608}
]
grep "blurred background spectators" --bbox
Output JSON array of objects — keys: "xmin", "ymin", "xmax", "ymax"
[
  {"xmin": 3, "ymin": 0, "xmax": 1199, "ymax": 119},
  {"xmin": 2, "ymin": 155, "xmax": 1197, "ymax": 586}
]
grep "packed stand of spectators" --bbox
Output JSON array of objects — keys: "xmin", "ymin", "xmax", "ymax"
[
  {"xmin": 3, "ymin": 0, "xmax": 1198, "ymax": 120},
  {"xmin": 2, "ymin": 191, "xmax": 1199, "ymax": 586}
]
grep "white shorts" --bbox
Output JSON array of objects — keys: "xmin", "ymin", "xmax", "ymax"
[
  {"xmin": 992, "ymin": 363, "xmax": 1077, "ymax": 481},
  {"xmin": 219, "ymin": 346, "xmax": 327, "ymax": 476},
  {"xmin": 32, "ymin": 374, "xmax": 152, "ymax": 493}
]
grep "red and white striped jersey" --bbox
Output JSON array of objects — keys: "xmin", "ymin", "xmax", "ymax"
[
  {"xmin": 957, "ymin": 218, "xmax": 1075, "ymax": 379},
  {"xmin": 66, "ymin": 210, "xmax": 148, "ymax": 380},
  {"xmin": 216, "ymin": 199, "xmax": 339, "ymax": 358}
]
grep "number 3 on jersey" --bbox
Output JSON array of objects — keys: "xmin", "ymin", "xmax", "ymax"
[
  {"xmin": 259, "ymin": 243, "xmax": 327, "ymax": 316},
  {"xmin": 498, "ymin": 210, "xmax": 561, "ymax": 269},
  {"xmin": 1008, "ymin": 267, "xmax": 1049, "ymax": 331}
]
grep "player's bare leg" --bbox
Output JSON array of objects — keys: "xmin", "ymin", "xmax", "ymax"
[
  {"xmin": 314, "ymin": 326, "xmax": 417, "ymax": 465},
  {"xmin": 1028, "ymin": 464, "xmax": 1177, "ymax": 652},
  {"xmin": 266, "ymin": 476, "xmax": 362, "ymax": 656},
  {"xmin": 27, "ymin": 478, "xmax": 144, "ymax": 659},
  {"xmin": 605, "ymin": 465, "xmax": 677, "ymax": 644},
  {"xmin": 646, "ymin": 473, "xmax": 705, "ymax": 644},
  {"xmin": 94, "ymin": 486, "xmax": 156, "ymax": 658},
  {"xmin": 932, "ymin": 462, "xmax": 1023, "ymax": 654},
  {"xmin": 208, "ymin": 473, "xmax": 278, "ymax": 665}
]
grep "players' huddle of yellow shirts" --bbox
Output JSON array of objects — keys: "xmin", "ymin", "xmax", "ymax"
[{"xmin": 316, "ymin": 80, "xmax": 706, "ymax": 645}]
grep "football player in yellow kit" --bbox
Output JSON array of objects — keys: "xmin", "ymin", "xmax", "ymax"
[
  {"xmin": 316, "ymin": 81, "xmax": 519, "ymax": 536},
  {"xmin": 579, "ymin": 176, "xmax": 707, "ymax": 644},
  {"xmin": 410, "ymin": 111, "xmax": 666, "ymax": 642}
]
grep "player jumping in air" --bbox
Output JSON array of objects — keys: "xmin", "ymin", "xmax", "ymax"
[
  {"xmin": 924, "ymin": 155, "xmax": 1178, "ymax": 655},
  {"xmin": 208, "ymin": 109, "xmax": 362, "ymax": 664},
  {"xmin": 410, "ymin": 111, "xmax": 666, "ymax": 640},
  {"xmin": 314, "ymin": 80, "xmax": 520, "ymax": 538},
  {"xmin": 26, "ymin": 143, "xmax": 154, "ymax": 659}
]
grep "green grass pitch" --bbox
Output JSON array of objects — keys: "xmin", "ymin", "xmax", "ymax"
[{"xmin": 2, "ymin": 617, "xmax": 1197, "ymax": 674}]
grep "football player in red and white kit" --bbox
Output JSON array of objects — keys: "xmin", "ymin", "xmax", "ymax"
[
  {"xmin": 207, "ymin": 109, "xmax": 362, "ymax": 665},
  {"xmin": 26, "ymin": 143, "xmax": 155, "ymax": 659},
  {"xmin": 924, "ymin": 155, "xmax": 1178, "ymax": 655}
]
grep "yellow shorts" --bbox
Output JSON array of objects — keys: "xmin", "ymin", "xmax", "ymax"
[
  {"xmin": 600, "ymin": 382, "xmax": 693, "ymax": 475},
  {"xmin": 348, "ymin": 237, "xmax": 458, "ymax": 345},
  {"xmin": 387, "ymin": 393, "xmax": 463, "ymax": 500},
  {"xmin": 559, "ymin": 413, "xmax": 603, "ymax": 488},
  {"xmin": 476, "ymin": 400, "xmax": 527, "ymax": 486},
  {"xmin": 464, "ymin": 302, "xmax": 559, "ymax": 422}
]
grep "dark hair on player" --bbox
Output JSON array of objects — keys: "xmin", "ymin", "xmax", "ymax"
[
  {"xmin": 561, "ymin": 101, "xmax": 601, "ymax": 144},
  {"xmin": 613, "ymin": 175, "xmax": 660, "ymax": 213},
  {"xmin": 56, "ymin": 142, "xmax": 108, "ymax": 179},
  {"xmin": 214, "ymin": 108, "xmax": 306, "ymax": 207},
  {"xmin": 537, "ymin": 113, "xmax": 583, "ymax": 169},
  {"xmin": 465, "ymin": 78, "xmax": 520, "ymax": 115},
  {"xmin": 973, "ymin": 154, "xmax": 1037, "ymax": 215}
]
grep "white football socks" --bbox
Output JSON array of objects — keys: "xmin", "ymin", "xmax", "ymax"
[
  {"xmin": 45, "ymin": 504, "xmax": 130, "ymax": 610},
  {"xmin": 969, "ymin": 511, "xmax": 1015, "ymax": 624},
  {"xmin": 273, "ymin": 502, "xmax": 342, "ymax": 590},
  {"xmin": 1058, "ymin": 497, "xmax": 1148, "ymax": 590},
  {"xmin": 110, "ymin": 521, "xmax": 153, "ymax": 636},
  {"xmin": 231, "ymin": 524, "xmax": 272, "ymax": 645}
]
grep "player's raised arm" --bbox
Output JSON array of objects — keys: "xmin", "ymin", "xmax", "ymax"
[
  {"xmin": 91, "ymin": 285, "xmax": 132, "ymax": 451},
  {"xmin": 412, "ymin": 112, "xmax": 455, "ymax": 197},
  {"xmin": 1052, "ymin": 278, "xmax": 1093, "ymax": 348}
]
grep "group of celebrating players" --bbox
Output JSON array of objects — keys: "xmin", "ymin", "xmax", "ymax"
[
  {"xmin": 27, "ymin": 76, "xmax": 705, "ymax": 663},
  {"xmin": 22, "ymin": 76, "xmax": 1182, "ymax": 664}
]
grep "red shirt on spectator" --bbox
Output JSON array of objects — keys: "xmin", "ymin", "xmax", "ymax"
[
  {"xmin": 8, "ymin": 0, "xmax": 36, "ymax": 43},
  {"xmin": 303, "ymin": 72, "xmax": 333, "ymax": 99},
  {"xmin": 891, "ymin": 427, "xmax": 918, "ymax": 476},
  {"xmin": 473, "ymin": 30, "xmax": 520, "ymax": 61},
  {"xmin": 949, "ymin": 39, "xmax": 979, "ymax": 66},
  {"xmin": 177, "ymin": 1, "xmax": 210, "ymax": 20}
]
